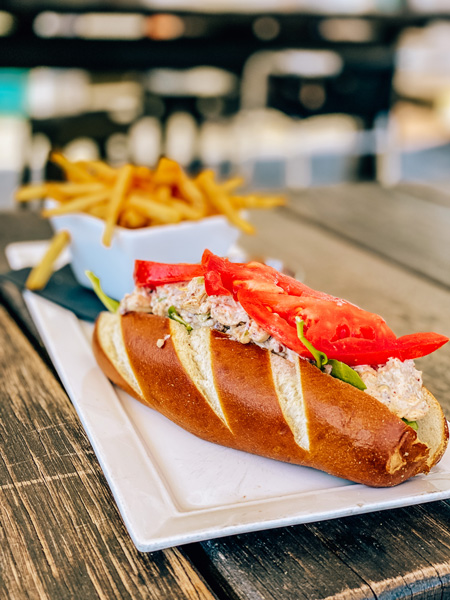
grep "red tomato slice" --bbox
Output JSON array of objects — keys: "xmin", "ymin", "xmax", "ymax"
[
  {"xmin": 396, "ymin": 332, "xmax": 449, "ymax": 361},
  {"xmin": 237, "ymin": 289, "xmax": 448, "ymax": 365},
  {"xmin": 202, "ymin": 250, "xmax": 283, "ymax": 296},
  {"xmin": 262, "ymin": 293, "xmax": 396, "ymax": 342},
  {"xmin": 245, "ymin": 261, "xmax": 328, "ymax": 299},
  {"xmin": 135, "ymin": 251, "xmax": 449, "ymax": 364},
  {"xmin": 134, "ymin": 260, "xmax": 204, "ymax": 288},
  {"xmin": 317, "ymin": 332, "xmax": 449, "ymax": 366},
  {"xmin": 237, "ymin": 290, "xmax": 313, "ymax": 359},
  {"xmin": 204, "ymin": 271, "xmax": 231, "ymax": 296},
  {"xmin": 203, "ymin": 250, "xmax": 345, "ymax": 300}
]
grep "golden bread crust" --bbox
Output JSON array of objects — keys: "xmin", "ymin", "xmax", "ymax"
[
  {"xmin": 93, "ymin": 311, "xmax": 447, "ymax": 487},
  {"xmin": 121, "ymin": 312, "xmax": 234, "ymax": 446},
  {"xmin": 298, "ymin": 360, "xmax": 430, "ymax": 486},
  {"xmin": 210, "ymin": 331, "xmax": 306, "ymax": 462}
]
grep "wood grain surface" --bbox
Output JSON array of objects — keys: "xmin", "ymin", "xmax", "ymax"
[
  {"xmin": 0, "ymin": 305, "xmax": 216, "ymax": 600},
  {"xmin": 284, "ymin": 182, "xmax": 450, "ymax": 288},
  {"xmin": 2, "ymin": 183, "xmax": 450, "ymax": 600},
  {"xmin": 193, "ymin": 502, "xmax": 450, "ymax": 599}
]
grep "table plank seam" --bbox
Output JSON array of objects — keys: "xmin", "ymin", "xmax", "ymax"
[
  {"xmin": 304, "ymin": 518, "xmax": 447, "ymax": 599},
  {"xmin": 285, "ymin": 528, "xmax": 377, "ymax": 600}
]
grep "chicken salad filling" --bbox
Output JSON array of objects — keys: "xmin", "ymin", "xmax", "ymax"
[{"xmin": 120, "ymin": 276, "xmax": 429, "ymax": 422}]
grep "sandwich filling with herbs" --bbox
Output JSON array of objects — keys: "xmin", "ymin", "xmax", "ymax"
[
  {"xmin": 120, "ymin": 272, "xmax": 431, "ymax": 424},
  {"xmin": 89, "ymin": 249, "xmax": 448, "ymax": 430}
]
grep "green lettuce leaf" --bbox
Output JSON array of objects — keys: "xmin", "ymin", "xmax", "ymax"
[
  {"xmin": 85, "ymin": 271, "xmax": 120, "ymax": 313},
  {"xmin": 295, "ymin": 317, "xmax": 366, "ymax": 390}
]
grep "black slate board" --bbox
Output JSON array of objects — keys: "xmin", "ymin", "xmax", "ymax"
[{"xmin": 0, "ymin": 264, "xmax": 105, "ymax": 322}]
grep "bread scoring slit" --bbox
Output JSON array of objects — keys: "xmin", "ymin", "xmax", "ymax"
[
  {"xmin": 270, "ymin": 353, "xmax": 310, "ymax": 451},
  {"xmin": 169, "ymin": 322, "xmax": 230, "ymax": 428},
  {"xmin": 99, "ymin": 312, "xmax": 142, "ymax": 396}
]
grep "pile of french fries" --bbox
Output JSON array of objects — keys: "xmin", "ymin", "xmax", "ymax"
[
  {"xmin": 16, "ymin": 153, "xmax": 286, "ymax": 247},
  {"xmin": 16, "ymin": 153, "xmax": 285, "ymax": 290}
]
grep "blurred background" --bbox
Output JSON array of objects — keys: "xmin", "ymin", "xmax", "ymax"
[{"xmin": 1, "ymin": 0, "xmax": 450, "ymax": 208}]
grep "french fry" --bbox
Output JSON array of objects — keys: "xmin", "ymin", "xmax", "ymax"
[
  {"xmin": 16, "ymin": 182, "xmax": 105, "ymax": 202},
  {"xmin": 48, "ymin": 182, "xmax": 105, "ymax": 197},
  {"xmin": 86, "ymin": 202, "xmax": 109, "ymax": 220},
  {"xmin": 155, "ymin": 183, "xmax": 203, "ymax": 219},
  {"xmin": 102, "ymin": 164, "xmax": 134, "ymax": 247},
  {"xmin": 231, "ymin": 194, "xmax": 286, "ymax": 209},
  {"xmin": 127, "ymin": 193, "xmax": 182, "ymax": 224},
  {"xmin": 197, "ymin": 171, "xmax": 255, "ymax": 235},
  {"xmin": 15, "ymin": 183, "xmax": 55, "ymax": 202},
  {"xmin": 15, "ymin": 183, "xmax": 72, "ymax": 203},
  {"xmin": 155, "ymin": 186, "xmax": 171, "ymax": 203},
  {"xmin": 219, "ymin": 176, "xmax": 245, "ymax": 194},
  {"xmin": 154, "ymin": 157, "xmax": 208, "ymax": 216},
  {"xmin": 15, "ymin": 153, "xmax": 285, "ymax": 241},
  {"xmin": 152, "ymin": 156, "xmax": 182, "ymax": 185},
  {"xmin": 177, "ymin": 176, "xmax": 207, "ymax": 218},
  {"xmin": 118, "ymin": 207, "xmax": 149, "ymax": 229},
  {"xmin": 167, "ymin": 197, "xmax": 204, "ymax": 220},
  {"xmin": 15, "ymin": 184, "xmax": 45, "ymax": 201},
  {"xmin": 41, "ymin": 190, "xmax": 110, "ymax": 217},
  {"xmin": 80, "ymin": 160, "xmax": 117, "ymax": 181},
  {"xmin": 133, "ymin": 165, "xmax": 154, "ymax": 183},
  {"xmin": 25, "ymin": 230, "xmax": 71, "ymax": 290},
  {"xmin": 51, "ymin": 152, "xmax": 96, "ymax": 183}
]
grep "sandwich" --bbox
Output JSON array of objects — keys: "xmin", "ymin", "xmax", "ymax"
[{"xmin": 92, "ymin": 250, "xmax": 449, "ymax": 487}]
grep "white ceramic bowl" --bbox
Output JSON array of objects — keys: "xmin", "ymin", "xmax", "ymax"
[{"xmin": 48, "ymin": 209, "xmax": 241, "ymax": 300}]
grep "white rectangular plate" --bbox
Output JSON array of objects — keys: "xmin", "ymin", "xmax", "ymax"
[{"xmin": 6, "ymin": 241, "xmax": 450, "ymax": 552}]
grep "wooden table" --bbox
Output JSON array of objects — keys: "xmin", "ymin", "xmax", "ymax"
[{"xmin": 2, "ymin": 182, "xmax": 450, "ymax": 599}]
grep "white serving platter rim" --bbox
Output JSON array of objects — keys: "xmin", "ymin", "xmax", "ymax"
[{"xmin": 6, "ymin": 240, "xmax": 450, "ymax": 552}]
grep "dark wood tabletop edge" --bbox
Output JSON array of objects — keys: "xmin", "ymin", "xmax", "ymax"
[
  {"xmin": 303, "ymin": 506, "xmax": 450, "ymax": 598},
  {"xmin": 184, "ymin": 531, "xmax": 378, "ymax": 600},
  {"xmin": 189, "ymin": 501, "xmax": 450, "ymax": 600},
  {"xmin": 182, "ymin": 543, "xmax": 246, "ymax": 600}
]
